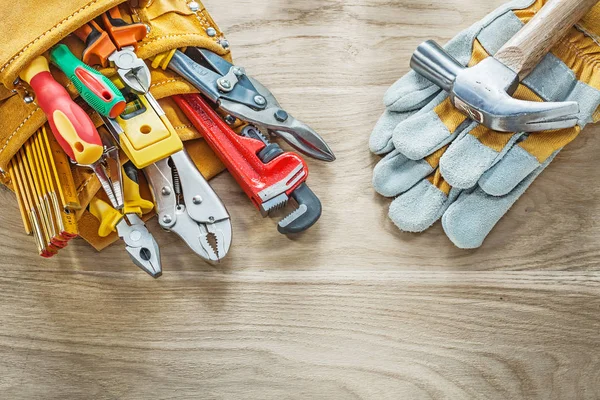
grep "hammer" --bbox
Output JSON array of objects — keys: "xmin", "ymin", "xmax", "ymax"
[{"xmin": 410, "ymin": 0, "xmax": 598, "ymax": 132}]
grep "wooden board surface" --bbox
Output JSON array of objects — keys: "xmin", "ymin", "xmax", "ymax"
[{"xmin": 2, "ymin": 0, "xmax": 600, "ymax": 398}]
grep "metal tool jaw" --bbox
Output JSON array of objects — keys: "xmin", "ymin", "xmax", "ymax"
[
  {"xmin": 174, "ymin": 93, "xmax": 322, "ymax": 235},
  {"xmin": 410, "ymin": 40, "xmax": 580, "ymax": 132},
  {"xmin": 167, "ymin": 48, "xmax": 335, "ymax": 162},
  {"xmin": 241, "ymin": 126, "xmax": 322, "ymax": 234},
  {"xmin": 109, "ymin": 46, "xmax": 151, "ymax": 94},
  {"xmin": 82, "ymin": 145, "xmax": 124, "ymax": 210},
  {"xmin": 144, "ymin": 149, "xmax": 232, "ymax": 263},
  {"xmin": 117, "ymin": 214, "xmax": 162, "ymax": 277}
]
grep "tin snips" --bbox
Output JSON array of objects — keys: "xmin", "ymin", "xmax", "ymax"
[{"xmin": 156, "ymin": 47, "xmax": 335, "ymax": 163}]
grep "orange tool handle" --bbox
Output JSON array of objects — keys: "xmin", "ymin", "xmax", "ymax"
[
  {"xmin": 20, "ymin": 57, "xmax": 104, "ymax": 165},
  {"xmin": 74, "ymin": 21, "xmax": 116, "ymax": 67},
  {"xmin": 102, "ymin": 6, "xmax": 147, "ymax": 50}
]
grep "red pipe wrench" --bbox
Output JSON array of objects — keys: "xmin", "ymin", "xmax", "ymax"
[{"xmin": 174, "ymin": 94, "xmax": 321, "ymax": 234}]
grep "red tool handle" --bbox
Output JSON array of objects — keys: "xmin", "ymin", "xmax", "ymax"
[
  {"xmin": 20, "ymin": 57, "xmax": 104, "ymax": 165},
  {"xmin": 174, "ymin": 94, "xmax": 308, "ymax": 210}
]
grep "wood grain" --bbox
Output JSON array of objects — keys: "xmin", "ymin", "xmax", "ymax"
[
  {"xmin": 495, "ymin": 0, "xmax": 598, "ymax": 77},
  {"xmin": 1, "ymin": 0, "xmax": 600, "ymax": 399}
]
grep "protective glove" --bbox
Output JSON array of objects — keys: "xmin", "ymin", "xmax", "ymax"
[{"xmin": 370, "ymin": 0, "xmax": 600, "ymax": 249}]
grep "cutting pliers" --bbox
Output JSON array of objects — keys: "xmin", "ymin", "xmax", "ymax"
[
  {"xmin": 89, "ymin": 162, "xmax": 162, "ymax": 277},
  {"xmin": 74, "ymin": 6, "xmax": 150, "ymax": 94},
  {"xmin": 157, "ymin": 47, "xmax": 336, "ymax": 162},
  {"xmin": 144, "ymin": 150, "xmax": 232, "ymax": 263}
]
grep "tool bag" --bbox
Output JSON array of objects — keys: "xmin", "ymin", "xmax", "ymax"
[{"xmin": 0, "ymin": 0, "xmax": 229, "ymax": 251}]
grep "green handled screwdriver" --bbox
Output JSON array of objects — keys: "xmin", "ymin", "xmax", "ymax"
[{"xmin": 50, "ymin": 44, "xmax": 126, "ymax": 118}]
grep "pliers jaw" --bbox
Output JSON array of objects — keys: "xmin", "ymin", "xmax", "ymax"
[
  {"xmin": 144, "ymin": 150, "xmax": 233, "ymax": 264},
  {"xmin": 109, "ymin": 46, "xmax": 151, "ymax": 94},
  {"xmin": 158, "ymin": 204, "xmax": 232, "ymax": 264},
  {"xmin": 118, "ymin": 215, "xmax": 162, "ymax": 278},
  {"xmin": 204, "ymin": 219, "xmax": 232, "ymax": 264}
]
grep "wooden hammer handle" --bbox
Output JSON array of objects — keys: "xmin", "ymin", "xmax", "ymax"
[{"xmin": 495, "ymin": 0, "xmax": 598, "ymax": 79}]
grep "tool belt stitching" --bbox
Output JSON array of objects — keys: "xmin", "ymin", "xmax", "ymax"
[
  {"xmin": 77, "ymin": 174, "xmax": 95, "ymax": 195},
  {"xmin": 174, "ymin": 124, "xmax": 193, "ymax": 130},
  {"xmin": 0, "ymin": 0, "xmax": 104, "ymax": 74},
  {"xmin": 195, "ymin": 10, "xmax": 212, "ymax": 30},
  {"xmin": 150, "ymin": 78, "xmax": 187, "ymax": 88},
  {"xmin": 138, "ymin": 33, "xmax": 211, "ymax": 49},
  {"xmin": 0, "ymin": 107, "xmax": 41, "ymax": 156}
]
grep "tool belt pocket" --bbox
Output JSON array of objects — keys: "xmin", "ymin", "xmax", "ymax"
[
  {"xmin": 136, "ymin": 0, "xmax": 232, "ymax": 102},
  {"xmin": 0, "ymin": 0, "xmax": 231, "ymax": 173},
  {"xmin": 136, "ymin": 0, "xmax": 229, "ymax": 60},
  {"xmin": 0, "ymin": 0, "xmax": 126, "ymax": 174},
  {"xmin": 0, "ymin": 0, "xmax": 230, "ymax": 252}
]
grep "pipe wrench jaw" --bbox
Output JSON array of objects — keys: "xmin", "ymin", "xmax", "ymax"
[
  {"xmin": 278, "ymin": 183, "xmax": 322, "ymax": 235},
  {"xmin": 174, "ymin": 94, "xmax": 323, "ymax": 235},
  {"xmin": 242, "ymin": 126, "xmax": 321, "ymax": 234},
  {"xmin": 255, "ymin": 164, "xmax": 321, "ymax": 235}
]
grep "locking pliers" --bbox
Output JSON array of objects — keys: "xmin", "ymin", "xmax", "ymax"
[{"xmin": 144, "ymin": 150, "xmax": 232, "ymax": 263}]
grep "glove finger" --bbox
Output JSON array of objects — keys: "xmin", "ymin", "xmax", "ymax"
[
  {"xmin": 373, "ymin": 147, "xmax": 442, "ymax": 198},
  {"xmin": 392, "ymin": 95, "xmax": 472, "ymax": 160},
  {"xmin": 478, "ymin": 65, "xmax": 600, "ymax": 196},
  {"xmin": 389, "ymin": 180, "xmax": 449, "ymax": 233},
  {"xmin": 384, "ymin": 71, "xmax": 442, "ymax": 113},
  {"xmin": 382, "ymin": 19, "xmax": 487, "ymax": 114},
  {"xmin": 440, "ymin": 125, "xmax": 525, "ymax": 190},
  {"xmin": 388, "ymin": 28, "xmax": 496, "ymax": 160},
  {"xmin": 442, "ymin": 153, "xmax": 556, "ymax": 249},
  {"xmin": 388, "ymin": 168, "xmax": 456, "ymax": 233},
  {"xmin": 479, "ymin": 128, "xmax": 578, "ymax": 196},
  {"xmin": 438, "ymin": 84, "xmax": 532, "ymax": 190},
  {"xmin": 370, "ymin": 109, "xmax": 418, "ymax": 155}
]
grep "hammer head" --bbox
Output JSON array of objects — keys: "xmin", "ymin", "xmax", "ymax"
[{"xmin": 411, "ymin": 41, "xmax": 580, "ymax": 132}]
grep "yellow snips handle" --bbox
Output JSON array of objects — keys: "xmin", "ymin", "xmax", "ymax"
[
  {"xmin": 123, "ymin": 169, "xmax": 154, "ymax": 217},
  {"xmin": 89, "ymin": 197, "xmax": 122, "ymax": 238}
]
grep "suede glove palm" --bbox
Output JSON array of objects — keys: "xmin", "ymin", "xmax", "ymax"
[{"xmin": 370, "ymin": 0, "xmax": 600, "ymax": 249}]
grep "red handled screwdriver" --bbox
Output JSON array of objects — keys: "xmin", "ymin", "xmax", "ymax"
[{"xmin": 19, "ymin": 56, "xmax": 104, "ymax": 166}]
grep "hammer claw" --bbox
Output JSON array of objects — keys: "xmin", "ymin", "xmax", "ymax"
[
  {"xmin": 492, "ymin": 99, "xmax": 580, "ymax": 132},
  {"xmin": 523, "ymin": 118, "xmax": 580, "ymax": 132}
]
